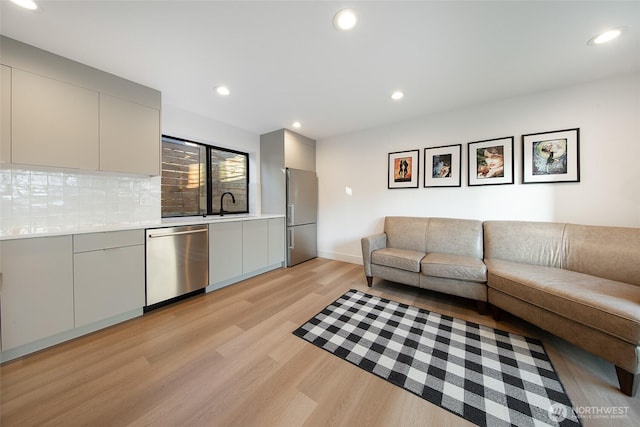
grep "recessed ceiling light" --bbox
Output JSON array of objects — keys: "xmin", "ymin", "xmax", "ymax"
[
  {"xmin": 10, "ymin": 0, "xmax": 38, "ymax": 10},
  {"xmin": 333, "ymin": 9, "xmax": 357, "ymax": 31},
  {"xmin": 391, "ymin": 91, "xmax": 404, "ymax": 101},
  {"xmin": 588, "ymin": 27, "xmax": 627, "ymax": 45},
  {"xmin": 214, "ymin": 85, "xmax": 230, "ymax": 96},
  {"xmin": 292, "ymin": 121, "xmax": 301, "ymax": 129}
]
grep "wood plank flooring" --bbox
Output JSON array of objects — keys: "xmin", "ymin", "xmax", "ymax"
[{"xmin": 1, "ymin": 258, "xmax": 637, "ymax": 426}]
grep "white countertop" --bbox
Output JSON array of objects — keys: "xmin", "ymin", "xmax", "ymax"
[{"xmin": 0, "ymin": 214, "xmax": 285, "ymax": 241}]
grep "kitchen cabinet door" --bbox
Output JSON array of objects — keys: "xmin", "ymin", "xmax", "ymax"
[
  {"xmin": 243, "ymin": 219, "xmax": 269, "ymax": 273},
  {"xmin": 73, "ymin": 230, "xmax": 145, "ymax": 327},
  {"xmin": 0, "ymin": 236, "xmax": 74, "ymax": 350},
  {"xmin": 99, "ymin": 94, "xmax": 160, "ymax": 176},
  {"xmin": 11, "ymin": 69, "xmax": 99, "ymax": 170},
  {"xmin": 209, "ymin": 221, "xmax": 243, "ymax": 285},
  {"xmin": 74, "ymin": 245, "xmax": 145, "ymax": 328},
  {"xmin": 268, "ymin": 217, "xmax": 285, "ymax": 265},
  {"xmin": 1, "ymin": 65, "xmax": 10, "ymax": 163}
]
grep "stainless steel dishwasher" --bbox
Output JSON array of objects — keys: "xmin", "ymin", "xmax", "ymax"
[{"xmin": 145, "ymin": 224, "xmax": 209, "ymax": 307}]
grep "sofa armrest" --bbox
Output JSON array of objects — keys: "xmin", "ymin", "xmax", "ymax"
[{"xmin": 361, "ymin": 233, "xmax": 387, "ymax": 276}]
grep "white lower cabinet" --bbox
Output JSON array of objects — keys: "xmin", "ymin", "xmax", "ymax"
[
  {"xmin": 73, "ymin": 230, "xmax": 145, "ymax": 327},
  {"xmin": 0, "ymin": 236, "xmax": 74, "ymax": 350},
  {"xmin": 242, "ymin": 219, "xmax": 269, "ymax": 273},
  {"xmin": 209, "ymin": 221, "xmax": 243, "ymax": 285},
  {"xmin": 0, "ymin": 219, "xmax": 283, "ymax": 358},
  {"xmin": 209, "ymin": 217, "xmax": 285, "ymax": 289},
  {"xmin": 268, "ymin": 217, "xmax": 285, "ymax": 265}
]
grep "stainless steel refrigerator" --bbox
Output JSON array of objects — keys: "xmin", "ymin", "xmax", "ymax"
[{"xmin": 286, "ymin": 168, "xmax": 318, "ymax": 266}]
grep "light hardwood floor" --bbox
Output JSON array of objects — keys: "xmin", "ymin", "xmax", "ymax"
[{"xmin": 1, "ymin": 258, "xmax": 637, "ymax": 426}]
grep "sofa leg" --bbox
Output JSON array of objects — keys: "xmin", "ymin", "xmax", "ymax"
[
  {"xmin": 491, "ymin": 305, "xmax": 502, "ymax": 321},
  {"xmin": 366, "ymin": 276, "xmax": 373, "ymax": 287},
  {"xmin": 476, "ymin": 301, "xmax": 488, "ymax": 315},
  {"xmin": 615, "ymin": 365, "xmax": 638, "ymax": 396}
]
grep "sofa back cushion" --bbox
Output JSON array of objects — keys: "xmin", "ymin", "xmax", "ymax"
[
  {"xmin": 426, "ymin": 218, "xmax": 484, "ymax": 258},
  {"xmin": 384, "ymin": 216, "xmax": 429, "ymax": 253},
  {"xmin": 563, "ymin": 224, "xmax": 640, "ymax": 287},
  {"xmin": 484, "ymin": 221, "xmax": 564, "ymax": 268}
]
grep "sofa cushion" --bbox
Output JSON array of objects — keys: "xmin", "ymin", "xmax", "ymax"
[
  {"xmin": 426, "ymin": 218, "xmax": 484, "ymax": 259},
  {"xmin": 563, "ymin": 223, "xmax": 640, "ymax": 287},
  {"xmin": 421, "ymin": 252, "xmax": 487, "ymax": 283},
  {"xmin": 371, "ymin": 248, "xmax": 425, "ymax": 273},
  {"xmin": 384, "ymin": 217, "xmax": 429, "ymax": 253},
  {"xmin": 486, "ymin": 259, "xmax": 640, "ymax": 345},
  {"xmin": 484, "ymin": 221, "xmax": 564, "ymax": 268}
]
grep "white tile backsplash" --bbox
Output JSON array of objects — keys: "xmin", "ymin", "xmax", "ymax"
[{"xmin": 0, "ymin": 164, "xmax": 161, "ymax": 236}]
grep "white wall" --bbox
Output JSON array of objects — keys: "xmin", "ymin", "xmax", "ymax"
[
  {"xmin": 161, "ymin": 104, "xmax": 261, "ymax": 213},
  {"xmin": 316, "ymin": 72, "xmax": 640, "ymax": 264}
]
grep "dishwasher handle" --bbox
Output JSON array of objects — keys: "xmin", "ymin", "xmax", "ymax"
[{"xmin": 147, "ymin": 228, "xmax": 208, "ymax": 239}]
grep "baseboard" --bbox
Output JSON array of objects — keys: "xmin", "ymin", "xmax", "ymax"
[
  {"xmin": 206, "ymin": 262, "xmax": 284, "ymax": 292},
  {"xmin": 0, "ymin": 308, "xmax": 143, "ymax": 363},
  {"xmin": 317, "ymin": 250, "xmax": 362, "ymax": 265}
]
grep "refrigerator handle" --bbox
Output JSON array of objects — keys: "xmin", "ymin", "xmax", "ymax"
[
  {"xmin": 288, "ymin": 228, "xmax": 294, "ymax": 249},
  {"xmin": 287, "ymin": 204, "xmax": 294, "ymax": 226}
]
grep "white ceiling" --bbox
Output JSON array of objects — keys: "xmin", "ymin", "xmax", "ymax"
[{"xmin": 1, "ymin": 1, "xmax": 639, "ymax": 140}]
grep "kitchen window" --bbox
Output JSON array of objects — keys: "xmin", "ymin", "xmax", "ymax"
[{"xmin": 161, "ymin": 135, "xmax": 249, "ymax": 217}]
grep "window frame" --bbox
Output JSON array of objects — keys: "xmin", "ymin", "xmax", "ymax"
[{"xmin": 161, "ymin": 134, "xmax": 249, "ymax": 218}]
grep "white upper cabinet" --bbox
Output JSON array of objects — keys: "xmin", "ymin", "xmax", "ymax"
[
  {"xmin": 11, "ymin": 69, "xmax": 99, "ymax": 170},
  {"xmin": 1, "ymin": 36, "xmax": 161, "ymax": 175},
  {"xmin": 99, "ymin": 94, "xmax": 160, "ymax": 175}
]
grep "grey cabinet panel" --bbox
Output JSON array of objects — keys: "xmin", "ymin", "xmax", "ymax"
[
  {"xmin": 209, "ymin": 222, "xmax": 243, "ymax": 284},
  {"xmin": 0, "ymin": 236, "xmax": 74, "ymax": 350},
  {"xmin": 73, "ymin": 229, "xmax": 144, "ymax": 253},
  {"xmin": 99, "ymin": 94, "xmax": 160, "ymax": 176},
  {"xmin": 243, "ymin": 219, "xmax": 268, "ymax": 273},
  {"xmin": 74, "ymin": 245, "xmax": 145, "ymax": 327},
  {"xmin": 11, "ymin": 69, "xmax": 99, "ymax": 169},
  {"xmin": 2, "ymin": 37, "xmax": 161, "ymax": 175},
  {"xmin": 268, "ymin": 218, "xmax": 285, "ymax": 265},
  {"xmin": 1, "ymin": 65, "xmax": 10, "ymax": 163}
]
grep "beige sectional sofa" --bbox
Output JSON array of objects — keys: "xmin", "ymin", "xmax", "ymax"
[
  {"xmin": 484, "ymin": 220, "xmax": 639, "ymax": 397},
  {"xmin": 361, "ymin": 216, "xmax": 488, "ymax": 313},
  {"xmin": 361, "ymin": 216, "xmax": 639, "ymax": 396}
]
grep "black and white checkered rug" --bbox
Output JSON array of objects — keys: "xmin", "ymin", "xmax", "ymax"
[{"xmin": 293, "ymin": 290, "xmax": 581, "ymax": 427}]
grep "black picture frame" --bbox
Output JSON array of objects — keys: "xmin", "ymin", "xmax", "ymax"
[
  {"xmin": 424, "ymin": 144, "xmax": 462, "ymax": 188},
  {"xmin": 522, "ymin": 128, "xmax": 580, "ymax": 184},
  {"xmin": 388, "ymin": 149, "xmax": 419, "ymax": 189},
  {"xmin": 467, "ymin": 136, "xmax": 514, "ymax": 186}
]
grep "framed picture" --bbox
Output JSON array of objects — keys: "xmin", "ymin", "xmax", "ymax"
[
  {"xmin": 388, "ymin": 149, "xmax": 419, "ymax": 189},
  {"xmin": 467, "ymin": 136, "xmax": 514, "ymax": 186},
  {"xmin": 522, "ymin": 128, "xmax": 580, "ymax": 184},
  {"xmin": 424, "ymin": 144, "xmax": 461, "ymax": 188}
]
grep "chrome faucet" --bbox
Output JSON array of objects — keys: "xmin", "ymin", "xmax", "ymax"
[{"xmin": 219, "ymin": 191, "xmax": 236, "ymax": 216}]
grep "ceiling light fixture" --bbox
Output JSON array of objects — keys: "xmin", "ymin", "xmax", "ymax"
[
  {"xmin": 292, "ymin": 121, "xmax": 301, "ymax": 129},
  {"xmin": 333, "ymin": 9, "xmax": 357, "ymax": 31},
  {"xmin": 214, "ymin": 85, "xmax": 230, "ymax": 96},
  {"xmin": 588, "ymin": 27, "xmax": 626, "ymax": 45},
  {"xmin": 391, "ymin": 91, "xmax": 404, "ymax": 101},
  {"xmin": 10, "ymin": 0, "xmax": 38, "ymax": 10}
]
